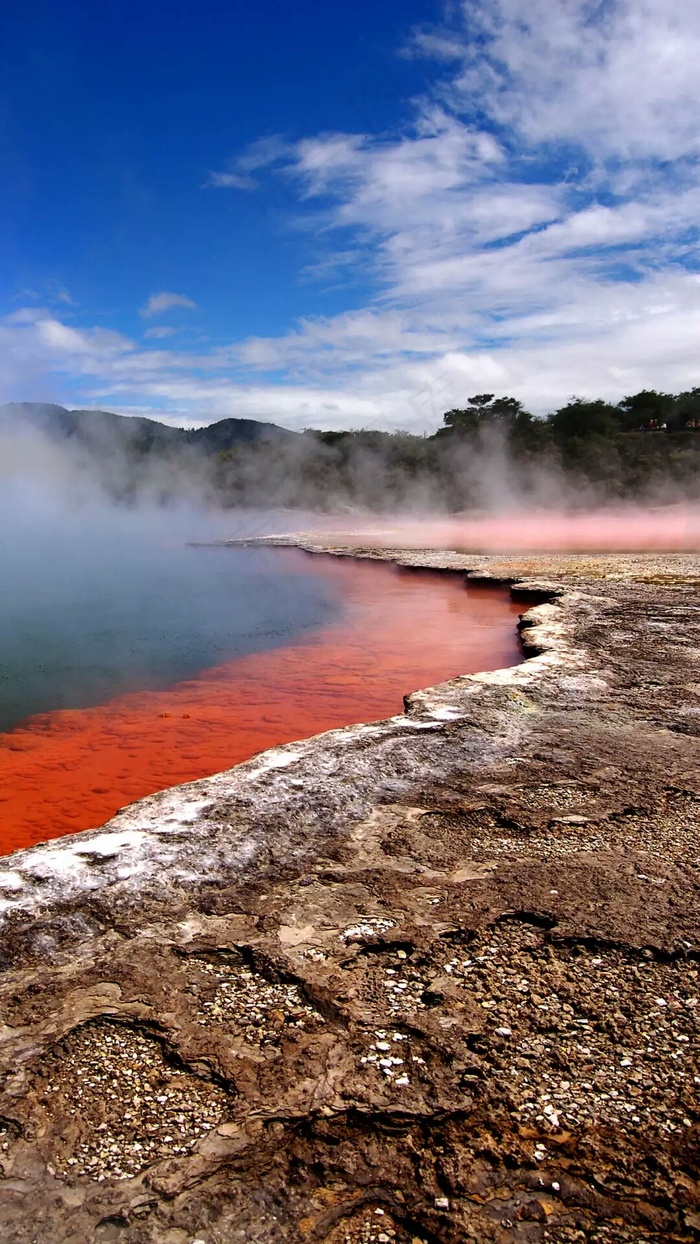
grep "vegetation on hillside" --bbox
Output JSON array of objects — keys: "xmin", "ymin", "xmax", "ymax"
[
  {"xmin": 2, "ymin": 389, "xmax": 700, "ymax": 510},
  {"xmin": 214, "ymin": 388, "xmax": 700, "ymax": 510}
]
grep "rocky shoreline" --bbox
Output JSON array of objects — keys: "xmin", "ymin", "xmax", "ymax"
[{"xmin": 0, "ymin": 536, "xmax": 699, "ymax": 1243}]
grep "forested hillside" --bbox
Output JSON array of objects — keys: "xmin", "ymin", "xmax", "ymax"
[{"xmin": 2, "ymin": 390, "xmax": 700, "ymax": 509}]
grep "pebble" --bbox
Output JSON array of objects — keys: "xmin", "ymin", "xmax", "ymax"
[
  {"xmin": 341, "ymin": 1207, "xmax": 399, "ymax": 1242},
  {"xmin": 299, "ymin": 947, "xmax": 327, "ymax": 962},
  {"xmin": 357, "ymin": 1029, "xmax": 427, "ymax": 1095},
  {"xmin": 342, "ymin": 917, "xmax": 396, "ymax": 942},
  {"xmin": 41, "ymin": 1020, "xmax": 230, "ymax": 1182},
  {"xmin": 446, "ymin": 922, "xmax": 699, "ymax": 1140},
  {"xmin": 462, "ymin": 786, "xmax": 700, "ymax": 870},
  {"xmin": 196, "ymin": 958, "xmax": 323, "ymax": 1048}
]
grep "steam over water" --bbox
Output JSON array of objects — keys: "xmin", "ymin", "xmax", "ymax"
[
  {"xmin": 0, "ymin": 494, "xmax": 339, "ymax": 733},
  {"xmin": 321, "ymin": 505, "xmax": 700, "ymax": 553},
  {"xmin": 6, "ymin": 486, "xmax": 695, "ymax": 856}
]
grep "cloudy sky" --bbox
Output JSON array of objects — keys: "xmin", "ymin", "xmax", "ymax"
[{"xmin": 2, "ymin": 0, "xmax": 699, "ymax": 430}]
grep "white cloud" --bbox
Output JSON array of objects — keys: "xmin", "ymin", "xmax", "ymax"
[
  {"xmin": 207, "ymin": 170, "xmax": 258, "ymax": 190},
  {"xmin": 434, "ymin": 0, "xmax": 700, "ymax": 163},
  {"xmin": 4, "ymin": 271, "xmax": 700, "ymax": 433},
  {"xmin": 139, "ymin": 291, "xmax": 197, "ymax": 318},
  {"xmin": 143, "ymin": 325, "xmax": 178, "ymax": 339},
  {"xmin": 5, "ymin": 1, "xmax": 700, "ymax": 431},
  {"xmin": 207, "ymin": 135, "xmax": 291, "ymax": 192}
]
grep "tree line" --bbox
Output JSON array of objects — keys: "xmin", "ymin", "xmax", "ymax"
[
  {"xmin": 5, "ymin": 391, "xmax": 698, "ymax": 510},
  {"xmin": 213, "ymin": 387, "xmax": 700, "ymax": 510}
]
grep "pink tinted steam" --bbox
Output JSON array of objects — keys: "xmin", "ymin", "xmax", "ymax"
[{"xmin": 324, "ymin": 505, "xmax": 700, "ymax": 554}]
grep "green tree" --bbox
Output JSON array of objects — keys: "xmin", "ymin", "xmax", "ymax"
[
  {"xmin": 548, "ymin": 398, "xmax": 625, "ymax": 443},
  {"xmin": 619, "ymin": 390, "xmax": 675, "ymax": 431},
  {"xmin": 443, "ymin": 394, "xmax": 527, "ymax": 433},
  {"xmin": 675, "ymin": 387, "xmax": 700, "ymax": 430}
]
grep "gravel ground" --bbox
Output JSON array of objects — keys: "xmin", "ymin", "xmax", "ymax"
[
  {"xmin": 445, "ymin": 920, "xmax": 699, "ymax": 1140},
  {"xmin": 194, "ymin": 955, "xmax": 325, "ymax": 1048},
  {"xmin": 39, "ymin": 1021, "xmax": 231, "ymax": 1181}
]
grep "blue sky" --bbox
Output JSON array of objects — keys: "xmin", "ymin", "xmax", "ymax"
[{"xmin": 2, "ymin": 0, "xmax": 700, "ymax": 430}]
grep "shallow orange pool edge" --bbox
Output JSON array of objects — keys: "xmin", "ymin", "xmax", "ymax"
[{"xmin": 0, "ymin": 554, "xmax": 523, "ymax": 854}]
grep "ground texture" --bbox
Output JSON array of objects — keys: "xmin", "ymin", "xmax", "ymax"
[{"xmin": 0, "ymin": 539, "xmax": 699, "ymax": 1243}]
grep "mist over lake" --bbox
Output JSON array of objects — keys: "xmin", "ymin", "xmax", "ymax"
[{"xmin": 0, "ymin": 490, "xmax": 339, "ymax": 734}]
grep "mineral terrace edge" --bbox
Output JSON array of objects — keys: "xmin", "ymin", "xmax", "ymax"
[{"xmin": 0, "ymin": 539, "xmax": 565, "ymax": 928}]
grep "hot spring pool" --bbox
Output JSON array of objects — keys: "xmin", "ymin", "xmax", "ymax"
[{"xmin": 0, "ymin": 506, "xmax": 523, "ymax": 854}]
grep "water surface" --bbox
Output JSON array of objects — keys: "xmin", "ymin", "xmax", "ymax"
[
  {"xmin": 0, "ymin": 499, "xmax": 337, "ymax": 731},
  {"xmin": 0, "ymin": 503, "xmax": 524, "ymax": 854}
]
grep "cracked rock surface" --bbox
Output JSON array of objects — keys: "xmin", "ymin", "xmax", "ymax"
[{"xmin": 0, "ymin": 538, "xmax": 699, "ymax": 1242}]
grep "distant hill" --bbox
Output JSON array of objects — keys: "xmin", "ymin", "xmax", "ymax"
[{"xmin": 0, "ymin": 403, "xmax": 298, "ymax": 456}]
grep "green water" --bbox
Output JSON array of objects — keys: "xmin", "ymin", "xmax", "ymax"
[{"xmin": 0, "ymin": 499, "xmax": 339, "ymax": 733}]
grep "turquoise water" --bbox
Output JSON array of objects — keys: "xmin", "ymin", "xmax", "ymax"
[{"xmin": 0, "ymin": 498, "xmax": 339, "ymax": 733}]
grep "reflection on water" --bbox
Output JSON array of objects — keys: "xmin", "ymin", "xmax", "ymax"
[{"xmin": 0, "ymin": 549, "xmax": 523, "ymax": 854}]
